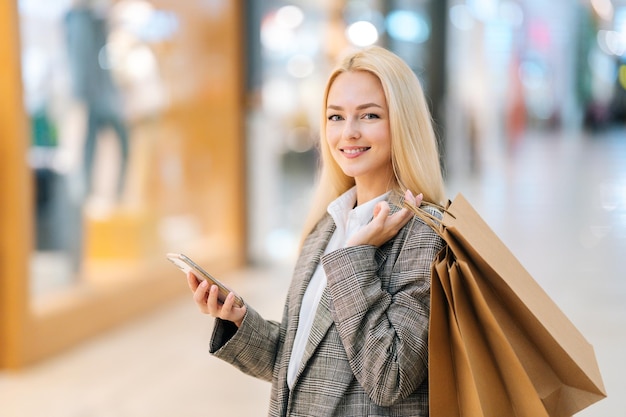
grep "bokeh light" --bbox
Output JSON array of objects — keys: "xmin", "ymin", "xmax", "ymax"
[
  {"xmin": 449, "ymin": 4, "xmax": 475, "ymax": 31},
  {"xmin": 386, "ymin": 10, "xmax": 430, "ymax": 43},
  {"xmin": 346, "ymin": 20, "xmax": 378, "ymax": 46}
]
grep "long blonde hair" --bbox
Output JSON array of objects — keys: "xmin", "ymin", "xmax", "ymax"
[{"xmin": 301, "ymin": 46, "xmax": 445, "ymax": 240}]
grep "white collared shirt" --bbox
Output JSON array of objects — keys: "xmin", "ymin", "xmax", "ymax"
[{"xmin": 287, "ymin": 187, "xmax": 390, "ymax": 389}]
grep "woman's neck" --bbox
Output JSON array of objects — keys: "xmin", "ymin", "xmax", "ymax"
[{"xmin": 354, "ymin": 184, "xmax": 393, "ymax": 207}]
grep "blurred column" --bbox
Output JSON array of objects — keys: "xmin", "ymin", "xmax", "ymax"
[
  {"xmin": 427, "ymin": 0, "xmax": 449, "ymax": 170},
  {"xmin": 383, "ymin": 0, "xmax": 448, "ymax": 173},
  {"xmin": 0, "ymin": 0, "xmax": 33, "ymax": 369},
  {"xmin": 244, "ymin": 0, "xmax": 281, "ymax": 266}
]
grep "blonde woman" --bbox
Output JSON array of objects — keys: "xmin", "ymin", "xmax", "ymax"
[{"xmin": 188, "ymin": 46, "xmax": 445, "ymax": 416}]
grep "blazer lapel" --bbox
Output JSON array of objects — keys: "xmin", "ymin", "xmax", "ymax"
[
  {"xmin": 283, "ymin": 214, "xmax": 337, "ymax": 385},
  {"xmin": 287, "ymin": 214, "xmax": 335, "ymax": 318},
  {"xmin": 297, "ymin": 286, "xmax": 333, "ymax": 373},
  {"xmin": 282, "ymin": 214, "xmax": 335, "ymax": 372}
]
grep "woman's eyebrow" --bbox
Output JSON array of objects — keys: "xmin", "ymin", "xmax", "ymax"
[{"xmin": 326, "ymin": 102, "xmax": 383, "ymax": 110}]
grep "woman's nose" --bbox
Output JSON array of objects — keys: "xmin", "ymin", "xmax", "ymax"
[{"xmin": 342, "ymin": 118, "xmax": 360, "ymax": 140}]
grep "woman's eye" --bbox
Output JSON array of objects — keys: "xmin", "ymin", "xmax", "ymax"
[
  {"xmin": 363, "ymin": 113, "xmax": 380, "ymax": 119},
  {"xmin": 328, "ymin": 114, "xmax": 343, "ymax": 121}
]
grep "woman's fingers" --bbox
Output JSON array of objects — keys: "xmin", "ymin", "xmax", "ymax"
[
  {"xmin": 404, "ymin": 189, "xmax": 423, "ymax": 208},
  {"xmin": 387, "ymin": 207, "xmax": 413, "ymax": 232},
  {"xmin": 404, "ymin": 189, "xmax": 416, "ymax": 206},
  {"xmin": 187, "ymin": 271, "xmax": 200, "ymax": 291},
  {"xmin": 187, "ymin": 272, "xmax": 246, "ymax": 326},
  {"xmin": 205, "ymin": 284, "xmax": 221, "ymax": 315},
  {"xmin": 221, "ymin": 292, "xmax": 246, "ymax": 327},
  {"xmin": 373, "ymin": 201, "xmax": 389, "ymax": 219},
  {"xmin": 221, "ymin": 292, "xmax": 237, "ymax": 314},
  {"xmin": 207, "ymin": 287, "xmax": 246, "ymax": 327},
  {"xmin": 379, "ymin": 189, "xmax": 424, "ymax": 236}
]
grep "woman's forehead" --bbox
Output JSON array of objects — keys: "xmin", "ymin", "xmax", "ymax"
[{"xmin": 327, "ymin": 71, "xmax": 386, "ymax": 106}]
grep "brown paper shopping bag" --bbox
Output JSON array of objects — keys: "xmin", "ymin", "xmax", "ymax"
[{"xmin": 408, "ymin": 194, "xmax": 606, "ymax": 417}]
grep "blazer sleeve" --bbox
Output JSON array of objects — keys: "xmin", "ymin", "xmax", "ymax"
[
  {"xmin": 321, "ymin": 214, "xmax": 444, "ymax": 407},
  {"xmin": 209, "ymin": 305, "xmax": 283, "ymax": 382}
]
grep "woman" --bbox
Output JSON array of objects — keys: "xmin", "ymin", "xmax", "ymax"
[{"xmin": 188, "ymin": 46, "xmax": 446, "ymax": 416}]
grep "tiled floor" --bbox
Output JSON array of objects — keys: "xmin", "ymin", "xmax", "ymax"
[{"xmin": 1, "ymin": 127, "xmax": 624, "ymax": 416}]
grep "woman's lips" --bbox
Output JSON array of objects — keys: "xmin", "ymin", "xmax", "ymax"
[{"xmin": 341, "ymin": 147, "xmax": 370, "ymax": 158}]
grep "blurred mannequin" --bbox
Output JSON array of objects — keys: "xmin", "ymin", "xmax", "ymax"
[{"xmin": 65, "ymin": 0, "xmax": 129, "ymax": 201}]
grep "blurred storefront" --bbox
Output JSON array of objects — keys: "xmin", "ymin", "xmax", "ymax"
[
  {"xmin": 445, "ymin": 0, "xmax": 626, "ymax": 179},
  {"xmin": 1, "ymin": 0, "xmax": 247, "ymax": 368},
  {"xmin": 2, "ymin": 0, "xmax": 625, "ymax": 369}
]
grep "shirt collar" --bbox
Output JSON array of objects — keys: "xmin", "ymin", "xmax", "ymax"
[{"xmin": 327, "ymin": 186, "xmax": 390, "ymax": 229}]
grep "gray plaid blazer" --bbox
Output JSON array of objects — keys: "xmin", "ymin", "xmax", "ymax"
[{"xmin": 210, "ymin": 201, "xmax": 444, "ymax": 416}]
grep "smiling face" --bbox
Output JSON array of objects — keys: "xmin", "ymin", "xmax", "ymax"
[{"xmin": 325, "ymin": 70, "xmax": 394, "ymax": 201}]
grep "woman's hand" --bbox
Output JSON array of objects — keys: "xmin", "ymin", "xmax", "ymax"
[
  {"xmin": 187, "ymin": 272, "xmax": 246, "ymax": 327},
  {"xmin": 346, "ymin": 190, "xmax": 423, "ymax": 248}
]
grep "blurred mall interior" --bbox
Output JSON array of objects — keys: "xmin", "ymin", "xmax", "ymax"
[{"xmin": 0, "ymin": 0, "xmax": 625, "ymax": 415}]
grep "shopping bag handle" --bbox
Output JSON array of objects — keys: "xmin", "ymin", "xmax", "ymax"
[{"xmin": 402, "ymin": 200, "xmax": 455, "ymax": 237}]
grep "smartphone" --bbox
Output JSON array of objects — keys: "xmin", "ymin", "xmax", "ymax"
[{"xmin": 166, "ymin": 253, "xmax": 244, "ymax": 308}]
